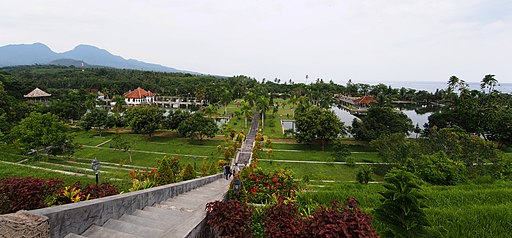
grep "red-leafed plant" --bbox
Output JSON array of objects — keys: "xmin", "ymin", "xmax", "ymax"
[
  {"xmin": 81, "ymin": 182, "xmax": 119, "ymax": 199},
  {"xmin": 206, "ymin": 200, "xmax": 253, "ymax": 238},
  {"xmin": 0, "ymin": 177, "xmax": 63, "ymax": 214},
  {"xmin": 263, "ymin": 202, "xmax": 304, "ymax": 238},
  {"xmin": 304, "ymin": 198, "xmax": 379, "ymax": 238}
]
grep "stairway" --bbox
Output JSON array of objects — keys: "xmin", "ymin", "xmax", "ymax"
[{"xmin": 64, "ymin": 179, "xmax": 230, "ymax": 238}]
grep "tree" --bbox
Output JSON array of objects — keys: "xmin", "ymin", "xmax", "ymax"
[
  {"xmin": 240, "ymin": 101, "xmax": 252, "ymax": 129},
  {"xmin": 374, "ymin": 169, "xmax": 432, "ymax": 238},
  {"xmin": 331, "ymin": 138, "xmax": 351, "ymax": 162},
  {"xmin": 351, "ymin": 107, "xmax": 413, "ymax": 141},
  {"xmin": 480, "ymin": 74, "xmax": 498, "ymax": 94},
  {"xmin": 162, "ymin": 110, "xmax": 190, "ymax": 130},
  {"xmin": 177, "ymin": 112, "xmax": 218, "ymax": 140},
  {"xmin": 79, "ymin": 108, "xmax": 109, "ymax": 136},
  {"xmin": 110, "ymin": 134, "xmax": 133, "ymax": 162},
  {"xmin": 370, "ymin": 133, "xmax": 418, "ymax": 164},
  {"xmin": 9, "ymin": 112, "xmax": 73, "ymax": 155},
  {"xmin": 256, "ymin": 96, "xmax": 270, "ymax": 131},
  {"xmin": 124, "ymin": 106, "xmax": 163, "ymax": 137},
  {"xmin": 295, "ymin": 106, "xmax": 345, "ymax": 150}
]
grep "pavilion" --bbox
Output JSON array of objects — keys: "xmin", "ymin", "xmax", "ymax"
[{"xmin": 24, "ymin": 88, "xmax": 51, "ymax": 102}]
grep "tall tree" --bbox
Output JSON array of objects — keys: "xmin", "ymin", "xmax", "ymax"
[
  {"xmin": 256, "ymin": 96, "xmax": 270, "ymax": 131},
  {"xmin": 240, "ymin": 101, "xmax": 252, "ymax": 129},
  {"xmin": 480, "ymin": 74, "xmax": 498, "ymax": 94},
  {"xmin": 79, "ymin": 108, "xmax": 109, "ymax": 136}
]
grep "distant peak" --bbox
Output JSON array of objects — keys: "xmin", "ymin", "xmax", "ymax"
[{"xmin": 73, "ymin": 44, "xmax": 101, "ymax": 50}]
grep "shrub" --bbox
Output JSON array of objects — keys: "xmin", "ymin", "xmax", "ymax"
[
  {"xmin": 155, "ymin": 156, "xmax": 176, "ymax": 185},
  {"xmin": 375, "ymin": 169, "xmax": 432, "ymax": 238},
  {"xmin": 303, "ymin": 198, "xmax": 378, "ymax": 238},
  {"xmin": 413, "ymin": 152, "xmax": 467, "ymax": 185},
  {"xmin": 208, "ymin": 161, "xmax": 219, "ymax": 175},
  {"xmin": 263, "ymin": 202, "xmax": 304, "ymax": 237},
  {"xmin": 182, "ymin": 163, "xmax": 196, "ymax": 181},
  {"xmin": 206, "ymin": 200, "xmax": 253, "ymax": 238},
  {"xmin": 0, "ymin": 177, "xmax": 63, "ymax": 214},
  {"xmin": 239, "ymin": 166, "xmax": 298, "ymax": 204},
  {"xmin": 81, "ymin": 182, "xmax": 119, "ymax": 199},
  {"xmin": 201, "ymin": 158, "xmax": 208, "ymax": 176},
  {"xmin": 357, "ymin": 165, "xmax": 373, "ymax": 184}
]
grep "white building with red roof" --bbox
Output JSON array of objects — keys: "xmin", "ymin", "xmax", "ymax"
[{"xmin": 123, "ymin": 87, "xmax": 155, "ymax": 105}]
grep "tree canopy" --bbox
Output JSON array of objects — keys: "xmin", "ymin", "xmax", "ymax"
[
  {"xmin": 124, "ymin": 106, "xmax": 163, "ymax": 137},
  {"xmin": 177, "ymin": 112, "xmax": 218, "ymax": 140},
  {"xmin": 351, "ymin": 107, "xmax": 413, "ymax": 141},
  {"xmin": 295, "ymin": 106, "xmax": 345, "ymax": 150}
]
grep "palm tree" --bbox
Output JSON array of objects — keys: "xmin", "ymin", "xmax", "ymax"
[
  {"xmin": 256, "ymin": 96, "xmax": 270, "ymax": 131},
  {"xmin": 481, "ymin": 74, "xmax": 498, "ymax": 94},
  {"xmin": 288, "ymin": 95, "xmax": 299, "ymax": 118},
  {"xmin": 240, "ymin": 101, "xmax": 252, "ymax": 129}
]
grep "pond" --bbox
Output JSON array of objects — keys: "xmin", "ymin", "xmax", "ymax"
[{"xmin": 215, "ymin": 118, "xmax": 230, "ymax": 128}]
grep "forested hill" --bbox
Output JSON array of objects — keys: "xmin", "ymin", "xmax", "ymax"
[
  {"xmin": 0, "ymin": 65, "xmax": 257, "ymax": 100},
  {"xmin": 0, "ymin": 43, "xmax": 195, "ymax": 74}
]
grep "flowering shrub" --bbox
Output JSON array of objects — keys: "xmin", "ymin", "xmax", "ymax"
[
  {"xmin": 206, "ymin": 200, "xmax": 253, "ymax": 238},
  {"xmin": 129, "ymin": 169, "xmax": 156, "ymax": 191},
  {"xmin": 239, "ymin": 167, "xmax": 297, "ymax": 204},
  {"xmin": 55, "ymin": 181, "xmax": 119, "ymax": 204},
  {"xmin": 0, "ymin": 177, "xmax": 63, "ymax": 214}
]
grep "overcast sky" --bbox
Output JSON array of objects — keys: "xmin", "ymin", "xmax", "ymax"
[{"xmin": 1, "ymin": 0, "xmax": 511, "ymax": 83}]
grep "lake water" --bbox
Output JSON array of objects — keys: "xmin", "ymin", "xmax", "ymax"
[{"xmin": 282, "ymin": 106, "xmax": 431, "ymax": 135}]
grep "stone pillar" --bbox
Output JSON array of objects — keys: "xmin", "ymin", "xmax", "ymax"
[{"xmin": 0, "ymin": 210, "xmax": 49, "ymax": 238}]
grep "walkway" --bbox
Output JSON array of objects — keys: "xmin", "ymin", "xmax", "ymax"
[
  {"xmin": 65, "ymin": 179, "xmax": 230, "ymax": 238},
  {"xmin": 235, "ymin": 111, "xmax": 259, "ymax": 166}
]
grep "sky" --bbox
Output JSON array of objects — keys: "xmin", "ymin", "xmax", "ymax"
[{"xmin": 1, "ymin": 0, "xmax": 512, "ymax": 84}]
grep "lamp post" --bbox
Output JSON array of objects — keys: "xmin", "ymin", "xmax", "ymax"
[
  {"xmin": 92, "ymin": 159, "xmax": 100, "ymax": 185},
  {"xmin": 233, "ymin": 175, "xmax": 241, "ymax": 197}
]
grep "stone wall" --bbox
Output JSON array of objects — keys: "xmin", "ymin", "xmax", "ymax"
[
  {"xmin": 28, "ymin": 173, "xmax": 223, "ymax": 238},
  {"xmin": 0, "ymin": 211, "xmax": 49, "ymax": 238}
]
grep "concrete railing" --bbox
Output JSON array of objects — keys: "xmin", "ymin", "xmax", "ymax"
[{"xmin": 28, "ymin": 173, "xmax": 223, "ymax": 238}]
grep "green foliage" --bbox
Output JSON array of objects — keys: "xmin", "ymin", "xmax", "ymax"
[
  {"xmin": 357, "ymin": 165, "xmax": 373, "ymax": 184},
  {"xmin": 412, "ymin": 152, "xmax": 467, "ymax": 185},
  {"xmin": 9, "ymin": 112, "xmax": 74, "ymax": 155},
  {"xmin": 375, "ymin": 169, "xmax": 433, "ymax": 238},
  {"xmin": 330, "ymin": 138, "xmax": 351, "ymax": 162},
  {"xmin": 351, "ymin": 106, "xmax": 413, "ymax": 141},
  {"xmin": 295, "ymin": 105, "xmax": 345, "ymax": 150},
  {"xmin": 177, "ymin": 112, "xmax": 218, "ymax": 140},
  {"xmin": 124, "ymin": 106, "xmax": 163, "ymax": 137},
  {"xmin": 110, "ymin": 134, "xmax": 133, "ymax": 162},
  {"xmin": 182, "ymin": 163, "xmax": 196, "ymax": 181},
  {"xmin": 201, "ymin": 158, "xmax": 208, "ymax": 176},
  {"xmin": 208, "ymin": 160, "xmax": 219, "ymax": 175},
  {"xmin": 370, "ymin": 133, "xmax": 417, "ymax": 164},
  {"xmin": 154, "ymin": 156, "xmax": 176, "ymax": 185},
  {"xmin": 162, "ymin": 109, "xmax": 190, "ymax": 130}
]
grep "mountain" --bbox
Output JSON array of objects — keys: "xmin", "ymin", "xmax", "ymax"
[{"xmin": 0, "ymin": 43, "xmax": 195, "ymax": 74}]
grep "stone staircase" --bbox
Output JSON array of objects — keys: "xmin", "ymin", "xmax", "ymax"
[{"xmin": 64, "ymin": 179, "xmax": 230, "ymax": 238}]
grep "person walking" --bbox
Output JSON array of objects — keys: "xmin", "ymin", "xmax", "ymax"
[{"xmin": 223, "ymin": 164, "xmax": 230, "ymax": 180}]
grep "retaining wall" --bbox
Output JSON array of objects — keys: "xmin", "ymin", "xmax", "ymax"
[{"xmin": 28, "ymin": 173, "xmax": 223, "ymax": 238}]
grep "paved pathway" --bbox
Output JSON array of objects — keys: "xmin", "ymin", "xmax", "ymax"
[
  {"xmin": 258, "ymin": 159, "xmax": 389, "ymax": 165},
  {"xmin": 65, "ymin": 179, "xmax": 230, "ymax": 238}
]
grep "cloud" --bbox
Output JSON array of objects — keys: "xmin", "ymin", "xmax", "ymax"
[{"xmin": 0, "ymin": 0, "xmax": 511, "ymax": 83}]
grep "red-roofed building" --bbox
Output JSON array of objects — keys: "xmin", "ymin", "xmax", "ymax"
[
  {"xmin": 352, "ymin": 96, "xmax": 377, "ymax": 107},
  {"xmin": 123, "ymin": 87, "xmax": 155, "ymax": 105}
]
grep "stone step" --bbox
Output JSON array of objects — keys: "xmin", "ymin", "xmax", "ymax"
[
  {"xmin": 102, "ymin": 219, "xmax": 164, "ymax": 238},
  {"xmin": 118, "ymin": 214, "xmax": 172, "ymax": 231},
  {"xmin": 64, "ymin": 233, "xmax": 87, "ymax": 238},
  {"xmin": 142, "ymin": 206, "xmax": 191, "ymax": 222},
  {"xmin": 81, "ymin": 225, "xmax": 142, "ymax": 238},
  {"xmin": 132, "ymin": 209, "xmax": 183, "ymax": 222}
]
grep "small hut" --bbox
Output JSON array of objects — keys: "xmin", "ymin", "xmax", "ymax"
[{"xmin": 24, "ymin": 88, "xmax": 51, "ymax": 102}]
